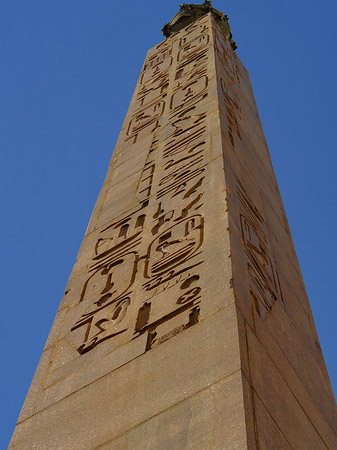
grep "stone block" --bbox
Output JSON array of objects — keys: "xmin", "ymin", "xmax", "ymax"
[
  {"xmin": 246, "ymin": 326, "xmax": 335, "ymax": 449},
  {"xmin": 98, "ymin": 371, "xmax": 247, "ymax": 450},
  {"xmin": 10, "ymin": 305, "xmax": 241, "ymax": 449}
]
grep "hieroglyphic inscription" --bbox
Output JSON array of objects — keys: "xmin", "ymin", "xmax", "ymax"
[
  {"xmin": 156, "ymin": 112, "xmax": 206, "ymax": 200},
  {"xmin": 71, "ymin": 15, "xmax": 212, "ymax": 355},
  {"xmin": 137, "ymin": 215, "xmax": 203, "ymax": 349},
  {"xmin": 145, "ymin": 215, "xmax": 203, "ymax": 279},
  {"xmin": 236, "ymin": 179, "xmax": 283, "ymax": 318},
  {"xmin": 126, "ymin": 100, "xmax": 165, "ymax": 144},
  {"xmin": 178, "ymin": 15, "xmax": 209, "ymax": 48},
  {"xmin": 70, "ymin": 159, "xmax": 157, "ymax": 354},
  {"xmin": 126, "ymin": 42, "xmax": 172, "ymax": 144},
  {"xmin": 214, "ymin": 23, "xmax": 242, "ymax": 147},
  {"xmin": 71, "ymin": 211, "xmax": 145, "ymax": 354},
  {"xmin": 134, "ymin": 23, "xmax": 211, "ymax": 349},
  {"xmin": 178, "ymin": 34, "xmax": 209, "ymax": 61}
]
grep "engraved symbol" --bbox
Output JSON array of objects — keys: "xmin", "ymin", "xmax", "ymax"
[
  {"xmin": 136, "ymin": 271, "xmax": 201, "ymax": 350},
  {"xmin": 67, "ymin": 28, "xmax": 214, "ymax": 359},
  {"xmin": 221, "ymin": 79, "xmax": 241, "ymax": 146},
  {"xmin": 236, "ymin": 179, "xmax": 283, "ymax": 317},
  {"xmin": 171, "ymin": 76, "xmax": 208, "ymax": 110},
  {"xmin": 141, "ymin": 54, "xmax": 172, "ymax": 85},
  {"xmin": 71, "ymin": 296, "xmax": 131, "ymax": 355},
  {"xmin": 145, "ymin": 215, "xmax": 203, "ymax": 278},
  {"xmin": 178, "ymin": 35, "xmax": 209, "ymax": 61},
  {"xmin": 136, "ymin": 82, "xmax": 168, "ymax": 108},
  {"xmin": 179, "ymin": 22, "xmax": 209, "ymax": 47},
  {"xmin": 137, "ymin": 163, "xmax": 155, "ymax": 203},
  {"xmin": 126, "ymin": 100, "xmax": 165, "ymax": 143},
  {"xmin": 70, "ymin": 206, "xmax": 149, "ymax": 354}
]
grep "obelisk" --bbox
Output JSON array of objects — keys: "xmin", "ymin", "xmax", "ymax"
[{"xmin": 10, "ymin": 3, "xmax": 337, "ymax": 448}]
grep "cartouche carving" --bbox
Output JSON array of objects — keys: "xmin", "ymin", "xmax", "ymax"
[
  {"xmin": 145, "ymin": 215, "xmax": 204, "ymax": 279},
  {"xmin": 178, "ymin": 34, "xmax": 209, "ymax": 61},
  {"xmin": 136, "ymin": 82, "xmax": 169, "ymax": 109},
  {"xmin": 126, "ymin": 99, "xmax": 165, "ymax": 143},
  {"xmin": 141, "ymin": 43, "xmax": 172, "ymax": 85}
]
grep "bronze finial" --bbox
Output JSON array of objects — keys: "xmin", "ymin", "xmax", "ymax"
[{"xmin": 162, "ymin": 2, "xmax": 237, "ymax": 50}]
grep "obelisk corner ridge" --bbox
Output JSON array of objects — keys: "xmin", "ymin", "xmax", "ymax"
[{"xmin": 162, "ymin": 1, "xmax": 237, "ymax": 50}]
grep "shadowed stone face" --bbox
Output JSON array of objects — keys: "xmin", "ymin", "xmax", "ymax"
[{"xmin": 9, "ymin": 10, "xmax": 337, "ymax": 450}]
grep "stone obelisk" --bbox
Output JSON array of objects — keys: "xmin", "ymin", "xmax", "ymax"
[{"xmin": 10, "ymin": 3, "xmax": 337, "ymax": 448}]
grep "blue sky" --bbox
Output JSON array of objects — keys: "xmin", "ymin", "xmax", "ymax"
[{"xmin": 1, "ymin": 1, "xmax": 336, "ymax": 447}]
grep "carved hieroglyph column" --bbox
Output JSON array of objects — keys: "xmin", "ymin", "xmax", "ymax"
[{"xmin": 10, "ymin": 8, "xmax": 337, "ymax": 449}]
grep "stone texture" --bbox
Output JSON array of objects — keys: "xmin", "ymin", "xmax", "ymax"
[
  {"xmin": 97, "ymin": 371, "xmax": 247, "ymax": 450},
  {"xmin": 10, "ymin": 306, "xmax": 242, "ymax": 449},
  {"xmin": 10, "ymin": 11, "xmax": 337, "ymax": 450}
]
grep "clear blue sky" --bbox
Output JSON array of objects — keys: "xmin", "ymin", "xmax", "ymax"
[{"xmin": 1, "ymin": 1, "xmax": 336, "ymax": 447}]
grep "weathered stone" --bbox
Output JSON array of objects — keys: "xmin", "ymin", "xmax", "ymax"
[{"xmin": 10, "ymin": 9, "xmax": 337, "ymax": 449}]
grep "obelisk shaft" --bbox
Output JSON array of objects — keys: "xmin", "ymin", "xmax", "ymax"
[{"xmin": 10, "ymin": 12, "xmax": 336, "ymax": 449}]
